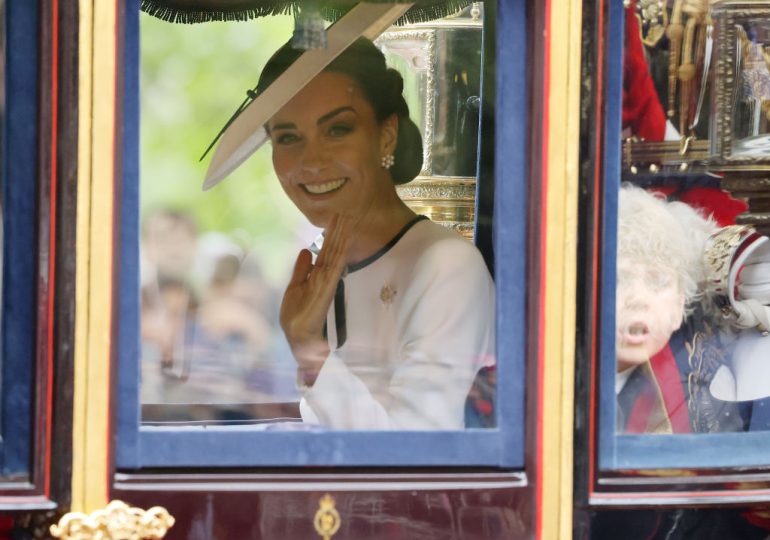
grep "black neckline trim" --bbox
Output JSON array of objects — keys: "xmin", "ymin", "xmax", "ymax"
[{"xmin": 346, "ymin": 215, "xmax": 428, "ymax": 274}]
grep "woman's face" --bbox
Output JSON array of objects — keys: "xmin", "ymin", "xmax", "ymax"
[
  {"xmin": 267, "ymin": 72, "xmax": 397, "ymax": 228},
  {"xmin": 615, "ymin": 261, "xmax": 685, "ymax": 371}
]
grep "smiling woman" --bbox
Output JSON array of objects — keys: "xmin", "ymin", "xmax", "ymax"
[
  {"xmin": 138, "ymin": 9, "xmax": 496, "ymax": 431},
  {"xmin": 227, "ymin": 37, "xmax": 496, "ymax": 430}
]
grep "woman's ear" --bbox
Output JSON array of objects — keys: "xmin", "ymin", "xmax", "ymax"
[{"xmin": 379, "ymin": 114, "xmax": 399, "ymax": 156}]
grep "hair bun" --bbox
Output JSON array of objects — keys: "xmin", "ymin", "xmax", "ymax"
[
  {"xmin": 385, "ymin": 68, "xmax": 404, "ymax": 96},
  {"xmin": 384, "ymin": 69, "xmax": 409, "ymax": 117}
]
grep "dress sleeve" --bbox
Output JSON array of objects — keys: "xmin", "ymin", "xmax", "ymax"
[{"xmin": 300, "ymin": 238, "xmax": 496, "ymax": 429}]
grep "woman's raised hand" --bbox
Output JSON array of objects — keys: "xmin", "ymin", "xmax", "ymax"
[{"xmin": 280, "ymin": 214, "xmax": 351, "ymax": 384}]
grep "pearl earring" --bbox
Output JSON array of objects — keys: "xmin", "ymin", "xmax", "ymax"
[{"xmin": 381, "ymin": 154, "xmax": 395, "ymax": 169}]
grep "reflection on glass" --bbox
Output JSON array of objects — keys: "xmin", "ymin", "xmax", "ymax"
[
  {"xmin": 622, "ymin": 0, "xmax": 715, "ymax": 143},
  {"xmin": 730, "ymin": 20, "xmax": 770, "ymax": 157},
  {"xmin": 379, "ymin": 26, "xmax": 482, "ymax": 178},
  {"xmin": 620, "ymin": 0, "xmax": 717, "ymax": 178},
  {"xmin": 0, "ymin": 0, "xmax": 4, "ymax": 413},
  {"xmin": 140, "ymin": 14, "xmax": 306, "ymax": 425},
  {"xmin": 139, "ymin": 12, "xmax": 495, "ymax": 430},
  {"xmin": 614, "ymin": 185, "xmax": 770, "ymax": 434},
  {"xmin": 378, "ymin": 8, "xmax": 483, "ymax": 241}
]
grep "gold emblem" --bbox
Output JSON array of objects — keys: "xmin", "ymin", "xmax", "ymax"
[
  {"xmin": 50, "ymin": 500, "xmax": 174, "ymax": 540},
  {"xmin": 379, "ymin": 284, "xmax": 397, "ymax": 306},
  {"xmin": 313, "ymin": 493, "xmax": 341, "ymax": 540}
]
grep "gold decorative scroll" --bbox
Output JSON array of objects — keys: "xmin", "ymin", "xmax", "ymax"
[{"xmin": 50, "ymin": 500, "xmax": 175, "ymax": 540}]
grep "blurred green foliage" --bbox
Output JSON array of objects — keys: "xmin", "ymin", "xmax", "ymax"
[{"xmin": 140, "ymin": 13, "xmax": 309, "ymax": 283}]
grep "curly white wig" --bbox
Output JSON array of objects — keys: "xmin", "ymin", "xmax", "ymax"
[{"xmin": 618, "ymin": 184, "xmax": 718, "ymax": 314}]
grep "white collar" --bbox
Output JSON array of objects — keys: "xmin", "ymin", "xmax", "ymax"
[{"xmin": 616, "ymin": 365, "xmax": 638, "ymax": 395}]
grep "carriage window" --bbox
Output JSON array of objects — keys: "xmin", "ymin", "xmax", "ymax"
[
  {"xmin": 598, "ymin": 0, "xmax": 770, "ymax": 470},
  {"xmin": 138, "ymin": 6, "xmax": 495, "ymax": 432},
  {"xmin": 118, "ymin": 0, "xmax": 528, "ymax": 469}
]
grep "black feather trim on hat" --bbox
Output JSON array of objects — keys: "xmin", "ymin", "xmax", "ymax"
[{"xmin": 140, "ymin": 0, "xmax": 474, "ymax": 25}]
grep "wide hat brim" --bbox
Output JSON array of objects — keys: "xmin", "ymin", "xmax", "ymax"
[{"xmin": 203, "ymin": 2, "xmax": 413, "ymax": 190}]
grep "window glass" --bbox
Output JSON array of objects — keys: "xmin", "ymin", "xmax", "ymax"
[
  {"xmin": 725, "ymin": 19, "xmax": 770, "ymax": 158},
  {"xmin": 1, "ymin": 0, "xmax": 39, "ymax": 477},
  {"xmin": 0, "ymin": 0, "xmax": 5, "ymax": 339},
  {"xmin": 140, "ymin": 14, "xmax": 306, "ymax": 424},
  {"xmin": 0, "ymin": 0, "xmax": 5, "ymax": 444},
  {"xmin": 139, "ymin": 6, "xmax": 496, "ymax": 431},
  {"xmin": 613, "ymin": 0, "xmax": 770, "ymax": 439}
]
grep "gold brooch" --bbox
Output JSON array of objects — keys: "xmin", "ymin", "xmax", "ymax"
[
  {"xmin": 380, "ymin": 284, "xmax": 397, "ymax": 306},
  {"xmin": 313, "ymin": 494, "xmax": 341, "ymax": 540}
]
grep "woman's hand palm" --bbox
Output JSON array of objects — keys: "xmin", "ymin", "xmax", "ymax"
[{"xmin": 280, "ymin": 215, "xmax": 351, "ymax": 368}]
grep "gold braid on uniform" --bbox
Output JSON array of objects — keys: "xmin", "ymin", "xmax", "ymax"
[
  {"xmin": 678, "ymin": 16, "xmax": 697, "ymax": 136},
  {"xmin": 666, "ymin": 0, "xmax": 685, "ymax": 118},
  {"xmin": 636, "ymin": 0, "xmax": 669, "ymax": 48}
]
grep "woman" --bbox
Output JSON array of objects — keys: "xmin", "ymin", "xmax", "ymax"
[{"xmin": 219, "ymin": 38, "xmax": 495, "ymax": 430}]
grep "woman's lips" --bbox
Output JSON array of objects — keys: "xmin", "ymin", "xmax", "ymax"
[
  {"xmin": 619, "ymin": 321, "xmax": 650, "ymax": 345},
  {"xmin": 302, "ymin": 177, "xmax": 348, "ymax": 195}
]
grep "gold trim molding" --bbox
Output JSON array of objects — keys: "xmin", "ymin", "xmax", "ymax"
[{"xmin": 50, "ymin": 500, "xmax": 175, "ymax": 540}]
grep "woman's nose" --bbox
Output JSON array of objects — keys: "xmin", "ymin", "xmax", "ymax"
[{"xmin": 300, "ymin": 139, "xmax": 329, "ymax": 172}]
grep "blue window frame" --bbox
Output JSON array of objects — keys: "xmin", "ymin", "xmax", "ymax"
[
  {"xmin": 117, "ymin": 0, "xmax": 527, "ymax": 469},
  {"xmin": 598, "ymin": 0, "xmax": 770, "ymax": 471},
  {"xmin": 0, "ymin": 0, "xmax": 40, "ymax": 477}
]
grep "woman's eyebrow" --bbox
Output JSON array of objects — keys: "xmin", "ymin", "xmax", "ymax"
[
  {"xmin": 269, "ymin": 107, "xmax": 356, "ymax": 131},
  {"xmin": 317, "ymin": 106, "xmax": 356, "ymax": 125},
  {"xmin": 269, "ymin": 121, "xmax": 296, "ymax": 131}
]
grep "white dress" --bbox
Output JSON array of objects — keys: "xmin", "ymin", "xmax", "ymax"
[{"xmin": 300, "ymin": 217, "xmax": 496, "ymax": 429}]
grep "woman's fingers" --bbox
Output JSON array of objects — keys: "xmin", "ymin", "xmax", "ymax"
[
  {"xmin": 314, "ymin": 214, "xmax": 339, "ymax": 269},
  {"xmin": 316, "ymin": 214, "xmax": 352, "ymax": 275},
  {"xmin": 301, "ymin": 216, "xmax": 351, "ymax": 318},
  {"xmin": 288, "ymin": 249, "xmax": 313, "ymax": 288},
  {"xmin": 281, "ymin": 214, "xmax": 353, "ymax": 348}
]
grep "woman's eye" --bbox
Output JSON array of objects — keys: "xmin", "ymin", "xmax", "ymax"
[
  {"xmin": 275, "ymin": 132, "xmax": 300, "ymax": 145},
  {"xmin": 327, "ymin": 124, "xmax": 353, "ymax": 137}
]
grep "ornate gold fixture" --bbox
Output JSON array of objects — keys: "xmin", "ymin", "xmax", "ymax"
[
  {"xmin": 623, "ymin": 138, "xmax": 709, "ymax": 175},
  {"xmin": 396, "ymin": 176, "xmax": 477, "ymax": 239},
  {"xmin": 622, "ymin": 0, "xmax": 713, "ymax": 176},
  {"xmin": 636, "ymin": 0, "xmax": 668, "ymax": 47},
  {"xmin": 710, "ymin": 0, "xmax": 770, "ymax": 235},
  {"xmin": 377, "ymin": 6, "xmax": 483, "ymax": 241},
  {"xmin": 313, "ymin": 493, "xmax": 341, "ymax": 540},
  {"xmin": 50, "ymin": 500, "xmax": 174, "ymax": 540}
]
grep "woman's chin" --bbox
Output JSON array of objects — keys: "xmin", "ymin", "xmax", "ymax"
[{"xmin": 302, "ymin": 210, "xmax": 332, "ymax": 229}]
